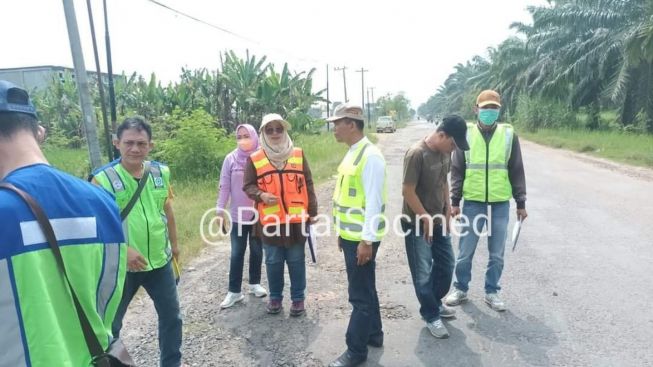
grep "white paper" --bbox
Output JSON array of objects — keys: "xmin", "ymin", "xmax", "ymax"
[{"xmin": 511, "ymin": 219, "xmax": 522, "ymax": 252}]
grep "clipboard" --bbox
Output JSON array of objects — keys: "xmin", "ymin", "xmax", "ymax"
[{"xmin": 511, "ymin": 219, "xmax": 523, "ymax": 252}]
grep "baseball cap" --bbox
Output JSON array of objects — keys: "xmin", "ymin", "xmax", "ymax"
[
  {"xmin": 0, "ymin": 80, "xmax": 37, "ymax": 118},
  {"xmin": 326, "ymin": 103, "xmax": 364, "ymax": 122},
  {"xmin": 476, "ymin": 90, "xmax": 501, "ymax": 108},
  {"xmin": 439, "ymin": 114, "xmax": 470, "ymax": 151},
  {"xmin": 260, "ymin": 113, "xmax": 291, "ymax": 131}
]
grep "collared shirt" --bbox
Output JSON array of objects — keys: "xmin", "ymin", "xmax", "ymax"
[{"xmin": 346, "ymin": 136, "xmax": 386, "ymax": 242}]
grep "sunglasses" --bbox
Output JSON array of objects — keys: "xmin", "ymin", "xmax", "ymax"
[{"xmin": 265, "ymin": 127, "xmax": 284, "ymax": 135}]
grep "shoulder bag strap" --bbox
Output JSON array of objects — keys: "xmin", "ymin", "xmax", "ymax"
[{"xmin": 120, "ymin": 162, "xmax": 151, "ymax": 220}]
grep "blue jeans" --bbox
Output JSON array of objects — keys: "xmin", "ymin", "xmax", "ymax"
[
  {"xmin": 228, "ymin": 223, "xmax": 263, "ymax": 293},
  {"xmin": 453, "ymin": 201, "xmax": 510, "ymax": 294},
  {"xmin": 340, "ymin": 237, "xmax": 383, "ymax": 361},
  {"xmin": 262, "ymin": 243, "xmax": 306, "ymax": 301},
  {"xmin": 402, "ymin": 221, "xmax": 454, "ymax": 323},
  {"xmin": 112, "ymin": 260, "xmax": 182, "ymax": 367}
]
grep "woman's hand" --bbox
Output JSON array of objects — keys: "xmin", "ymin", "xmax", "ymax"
[{"xmin": 259, "ymin": 192, "xmax": 278, "ymax": 205}]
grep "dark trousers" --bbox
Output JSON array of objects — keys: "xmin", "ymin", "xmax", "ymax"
[
  {"xmin": 229, "ymin": 222, "xmax": 263, "ymax": 292},
  {"xmin": 112, "ymin": 261, "xmax": 182, "ymax": 367},
  {"xmin": 402, "ymin": 221, "xmax": 454, "ymax": 322},
  {"xmin": 340, "ymin": 237, "xmax": 383, "ymax": 360}
]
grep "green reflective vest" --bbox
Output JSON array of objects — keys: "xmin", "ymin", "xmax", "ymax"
[
  {"xmin": 463, "ymin": 123, "xmax": 514, "ymax": 203},
  {"xmin": 94, "ymin": 160, "xmax": 172, "ymax": 271},
  {"xmin": 332, "ymin": 141, "xmax": 387, "ymax": 242}
]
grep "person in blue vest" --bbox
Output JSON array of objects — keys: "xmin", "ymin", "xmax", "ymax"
[
  {"xmin": 92, "ymin": 117, "xmax": 184, "ymax": 366},
  {"xmin": 445, "ymin": 90, "xmax": 528, "ymax": 312},
  {"xmin": 0, "ymin": 80, "xmax": 127, "ymax": 366}
]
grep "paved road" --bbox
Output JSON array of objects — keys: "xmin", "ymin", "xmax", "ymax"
[
  {"xmin": 122, "ymin": 120, "xmax": 653, "ymax": 366},
  {"xmin": 309, "ymin": 120, "xmax": 653, "ymax": 367}
]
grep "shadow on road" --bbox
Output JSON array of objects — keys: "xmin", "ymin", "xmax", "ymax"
[{"xmin": 460, "ymin": 301, "xmax": 558, "ymax": 366}]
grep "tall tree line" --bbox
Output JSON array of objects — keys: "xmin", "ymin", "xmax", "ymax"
[{"xmin": 419, "ymin": 0, "xmax": 653, "ymax": 133}]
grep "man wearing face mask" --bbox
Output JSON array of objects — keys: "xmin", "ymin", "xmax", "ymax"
[{"xmin": 445, "ymin": 90, "xmax": 528, "ymax": 312}]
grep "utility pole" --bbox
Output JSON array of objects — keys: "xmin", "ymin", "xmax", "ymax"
[
  {"xmin": 369, "ymin": 87, "xmax": 376, "ymax": 121},
  {"xmin": 103, "ymin": 0, "xmax": 119, "ymax": 159},
  {"xmin": 356, "ymin": 68, "xmax": 368, "ymax": 128},
  {"xmin": 366, "ymin": 88, "xmax": 371, "ymax": 124},
  {"xmin": 334, "ymin": 66, "xmax": 348, "ymax": 102},
  {"xmin": 326, "ymin": 64, "xmax": 330, "ymax": 131},
  {"xmin": 62, "ymin": 0, "xmax": 102, "ymax": 170},
  {"xmin": 86, "ymin": 0, "xmax": 112, "ymax": 161}
]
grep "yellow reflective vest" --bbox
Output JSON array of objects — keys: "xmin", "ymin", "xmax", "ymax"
[
  {"xmin": 332, "ymin": 141, "xmax": 387, "ymax": 242},
  {"xmin": 463, "ymin": 123, "xmax": 514, "ymax": 203}
]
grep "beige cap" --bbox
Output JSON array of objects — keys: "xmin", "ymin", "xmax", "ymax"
[
  {"xmin": 327, "ymin": 103, "xmax": 364, "ymax": 122},
  {"xmin": 476, "ymin": 90, "xmax": 502, "ymax": 108},
  {"xmin": 260, "ymin": 113, "xmax": 291, "ymax": 131}
]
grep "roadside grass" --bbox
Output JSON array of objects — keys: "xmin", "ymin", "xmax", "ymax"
[
  {"xmin": 43, "ymin": 145, "xmax": 92, "ymax": 178},
  {"xmin": 520, "ymin": 129, "xmax": 653, "ymax": 168}
]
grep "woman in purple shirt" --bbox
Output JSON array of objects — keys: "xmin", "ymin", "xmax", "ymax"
[{"xmin": 217, "ymin": 124, "xmax": 268, "ymax": 308}]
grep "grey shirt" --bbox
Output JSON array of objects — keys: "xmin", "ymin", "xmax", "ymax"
[
  {"xmin": 403, "ymin": 139, "xmax": 450, "ymax": 224},
  {"xmin": 450, "ymin": 123, "xmax": 527, "ymax": 209}
]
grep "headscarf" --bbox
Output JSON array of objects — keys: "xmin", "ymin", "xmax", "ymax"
[
  {"xmin": 259, "ymin": 124, "xmax": 294, "ymax": 170},
  {"xmin": 234, "ymin": 124, "xmax": 259, "ymax": 170}
]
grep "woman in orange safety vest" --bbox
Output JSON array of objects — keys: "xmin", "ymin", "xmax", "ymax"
[{"xmin": 243, "ymin": 113, "xmax": 317, "ymax": 317}]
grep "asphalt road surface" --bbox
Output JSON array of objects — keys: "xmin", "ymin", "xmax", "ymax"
[{"xmin": 122, "ymin": 120, "xmax": 653, "ymax": 366}]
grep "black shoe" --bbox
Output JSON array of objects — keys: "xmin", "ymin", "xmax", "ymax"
[
  {"xmin": 368, "ymin": 333, "xmax": 384, "ymax": 348},
  {"xmin": 328, "ymin": 351, "xmax": 366, "ymax": 367}
]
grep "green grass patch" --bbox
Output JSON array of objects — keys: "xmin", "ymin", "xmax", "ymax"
[
  {"xmin": 521, "ymin": 129, "xmax": 653, "ymax": 168},
  {"xmin": 43, "ymin": 145, "xmax": 92, "ymax": 178},
  {"xmin": 169, "ymin": 179, "xmax": 216, "ymax": 266},
  {"xmin": 294, "ymin": 132, "xmax": 349, "ymax": 182}
]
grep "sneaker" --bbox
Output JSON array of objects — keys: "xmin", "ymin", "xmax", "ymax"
[
  {"xmin": 438, "ymin": 305, "xmax": 456, "ymax": 319},
  {"xmin": 289, "ymin": 300, "xmax": 305, "ymax": 317},
  {"xmin": 220, "ymin": 292, "xmax": 244, "ymax": 309},
  {"xmin": 266, "ymin": 299, "xmax": 282, "ymax": 314},
  {"xmin": 484, "ymin": 293, "xmax": 506, "ymax": 312},
  {"xmin": 444, "ymin": 289, "xmax": 468, "ymax": 306},
  {"xmin": 426, "ymin": 319, "xmax": 449, "ymax": 339},
  {"xmin": 248, "ymin": 284, "xmax": 268, "ymax": 298}
]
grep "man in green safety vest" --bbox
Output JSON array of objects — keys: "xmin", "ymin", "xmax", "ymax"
[
  {"xmin": 445, "ymin": 90, "xmax": 528, "ymax": 312},
  {"xmin": 327, "ymin": 104, "xmax": 387, "ymax": 367},
  {"xmin": 92, "ymin": 117, "xmax": 184, "ymax": 366},
  {"xmin": 0, "ymin": 80, "xmax": 127, "ymax": 366}
]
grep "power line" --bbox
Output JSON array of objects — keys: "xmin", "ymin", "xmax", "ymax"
[
  {"xmin": 144, "ymin": 0, "xmax": 321, "ymax": 65},
  {"xmin": 146, "ymin": 0, "xmax": 259, "ymax": 44}
]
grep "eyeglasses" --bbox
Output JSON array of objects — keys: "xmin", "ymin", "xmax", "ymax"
[{"xmin": 265, "ymin": 127, "xmax": 284, "ymax": 135}]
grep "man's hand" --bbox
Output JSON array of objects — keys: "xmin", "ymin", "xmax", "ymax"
[
  {"xmin": 421, "ymin": 216, "xmax": 434, "ymax": 244},
  {"xmin": 450, "ymin": 206, "xmax": 461, "ymax": 218},
  {"xmin": 357, "ymin": 241, "xmax": 373, "ymax": 266},
  {"xmin": 444, "ymin": 206, "xmax": 452, "ymax": 235},
  {"xmin": 259, "ymin": 192, "xmax": 278, "ymax": 205},
  {"xmin": 172, "ymin": 245, "xmax": 180, "ymax": 260},
  {"xmin": 517, "ymin": 208, "xmax": 528, "ymax": 221},
  {"xmin": 127, "ymin": 247, "xmax": 148, "ymax": 272}
]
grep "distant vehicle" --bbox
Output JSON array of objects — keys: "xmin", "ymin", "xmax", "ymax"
[{"xmin": 376, "ymin": 115, "xmax": 396, "ymax": 133}]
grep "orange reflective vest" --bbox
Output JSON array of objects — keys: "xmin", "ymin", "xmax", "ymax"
[{"xmin": 251, "ymin": 147, "xmax": 309, "ymax": 226}]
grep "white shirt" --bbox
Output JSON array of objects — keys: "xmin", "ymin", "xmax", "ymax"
[{"xmin": 345, "ymin": 137, "xmax": 386, "ymax": 242}]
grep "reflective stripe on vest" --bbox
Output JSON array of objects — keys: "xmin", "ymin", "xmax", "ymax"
[
  {"xmin": 94, "ymin": 161, "xmax": 171, "ymax": 271},
  {"xmin": 332, "ymin": 142, "xmax": 387, "ymax": 242},
  {"xmin": 251, "ymin": 148, "xmax": 309, "ymax": 226},
  {"xmin": 463, "ymin": 123, "xmax": 514, "ymax": 202}
]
